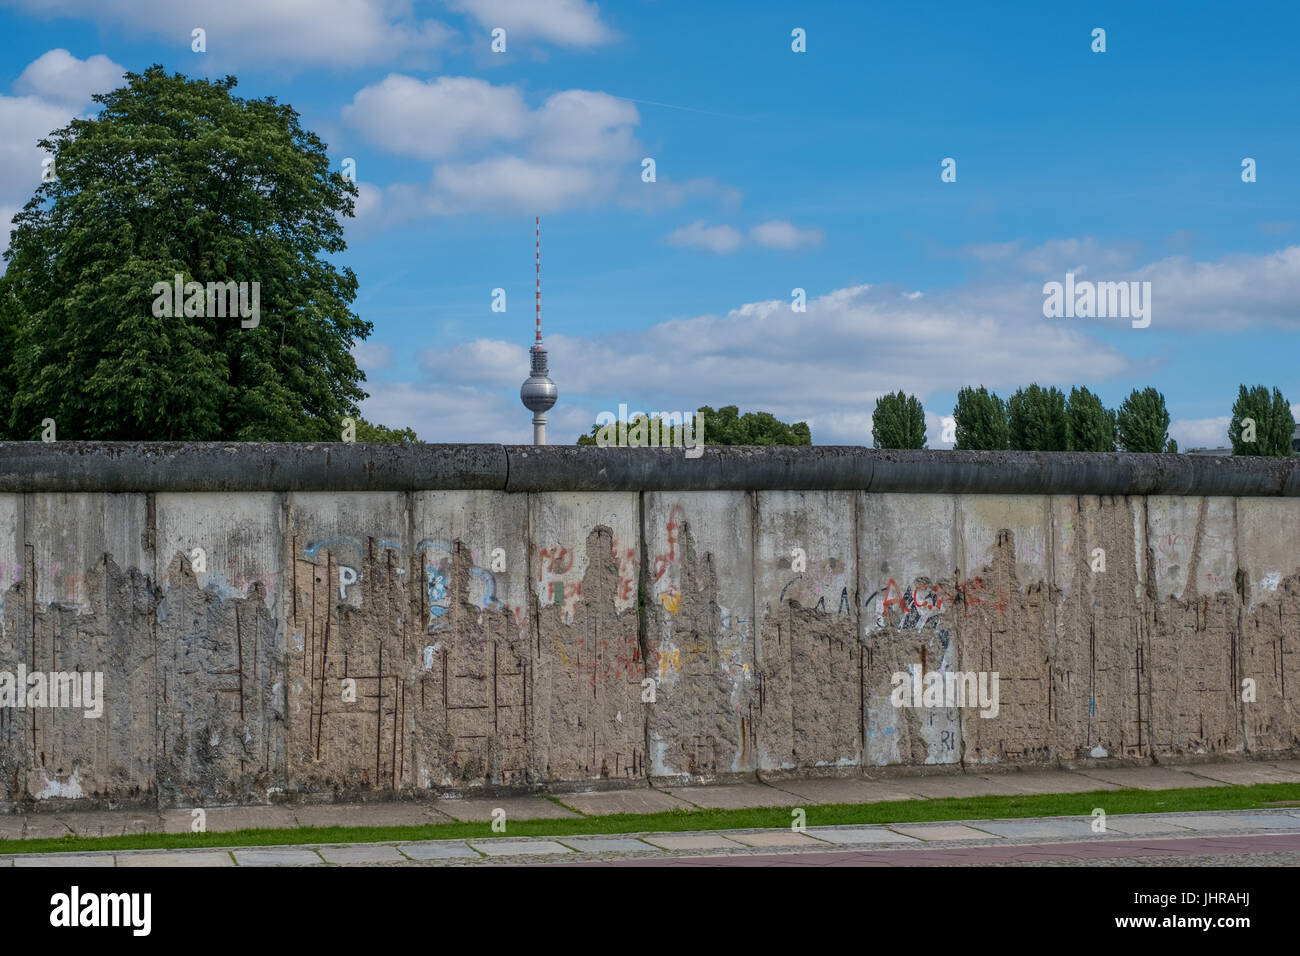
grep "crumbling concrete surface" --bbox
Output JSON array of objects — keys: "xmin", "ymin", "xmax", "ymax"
[{"xmin": 0, "ymin": 486, "xmax": 1296, "ymax": 809}]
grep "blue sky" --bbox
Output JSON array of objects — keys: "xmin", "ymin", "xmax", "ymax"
[{"xmin": 1, "ymin": 0, "xmax": 1297, "ymax": 446}]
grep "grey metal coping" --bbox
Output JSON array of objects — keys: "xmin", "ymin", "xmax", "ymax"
[{"xmin": 0, "ymin": 442, "xmax": 1297, "ymax": 495}]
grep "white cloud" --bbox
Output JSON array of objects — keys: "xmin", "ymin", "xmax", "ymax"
[
  {"xmin": 925, "ymin": 410, "xmax": 952, "ymax": 449},
  {"xmin": 1017, "ymin": 237, "xmax": 1139, "ymax": 276},
  {"xmin": 405, "ymin": 282, "xmax": 1135, "ymax": 445},
  {"xmin": 365, "ymin": 245, "xmax": 1300, "ymax": 444},
  {"xmin": 665, "ymin": 220, "xmax": 743, "ymax": 254},
  {"xmin": 664, "ymin": 219, "xmax": 824, "ymax": 255},
  {"xmin": 749, "ymin": 220, "xmax": 824, "ymax": 250},
  {"xmin": 954, "ymin": 236, "xmax": 1139, "ymax": 276},
  {"xmin": 351, "ymin": 181, "xmax": 385, "ymax": 222},
  {"xmin": 1134, "ymin": 247, "xmax": 1300, "ymax": 330},
  {"xmin": 432, "ymin": 156, "xmax": 606, "ymax": 213},
  {"xmin": 360, "ymin": 378, "xmax": 600, "ymax": 443},
  {"xmin": 3, "ymin": 0, "xmax": 453, "ymax": 68},
  {"xmin": 618, "ymin": 176, "xmax": 743, "ymax": 213},
  {"xmin": 361, "ymin": 381, "xmax": 526, "ymax": 442},
  {"xmin": 444, "ymin": 0, "xmax": 616, "ymax": 47},
  {"xmin": 530, "ymin": 90, "xmax": 639, "ymax": 162},
  {"xmin": 951, "ymin": 237, "xmax": 1300, "ymax": 331},
  {"xmin": 0, "ymin": 94, "xmax": 67, "ymax": 194},
  {"xmin": 1171, "ymin": 403, "xmax": 1299, "ymax": 451},
  {"xmin": 342, "ymin": 75, "xmax": 528, "ymax": 159},
  {"xmin": 0, "ymin": 50, "xmax": 127, "ymax": 258},
  {"xmin": 1169, "ymin": 416, "xmax": 1231, "ymax": 450},
  {"xmin": 14, "ymin": 49, "xmax": 124, "ymax": 106},
  {"xmin": 352, "ymin": 341, "xmax": 394, "ymax": 372},
  {"xmin": 420, "ymin": 338, "xmax": 525, "ymax": 389},
  {"xmin": 344, "ymin": 77, "xmax": 646, "ymax": 217}
]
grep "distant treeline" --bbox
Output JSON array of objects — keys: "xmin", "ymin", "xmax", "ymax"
[{"xmin": 872, "ymin": 385, "xmax": 1296, "ymax": 455}]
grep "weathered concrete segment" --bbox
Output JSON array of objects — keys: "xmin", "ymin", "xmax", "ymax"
[
  {"xmin": 5, "ymin": 443, "xmax": 1299, "ymax": 495},
  {"xmin": 0, "ymin": 444, "xmax": 1298, "ymax": 808}
]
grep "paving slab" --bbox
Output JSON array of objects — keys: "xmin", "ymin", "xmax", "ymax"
[
  {"xmin": 318, "ymin": 844, "xmax": 408, "ymax": 864},
  {"xmin": 1099, "ymin": 816, "xmax": 1196, "ymax": 835},
  {"xmin": 233, "ymin": 848, "xmax": 324, "ymax": 866},
  {"xmin": 556, "ymin": 789, "xmax": 695, "ymax": 815},
  {"xmin": 641, "ymin": 833, "xmax": 746, "ymax": 851},
  {"xmin": 397, "ymin": 842, "xmax": 481, "ymax": 861},
  {"xmin": 664, "ymin": 783, "xmax": 797, "ymax": 809},
  {"xmin": 981, "ymin": 771, "xmax": 1120, "ymax": 795},
  {"xmin": 727, "ymin": 830, "xmax": 825, "ymax": 848},
  {"xmin": 1180, "ymin": 764, "xmax": 1300, "ymax": 786},
  {"xmin": 891, "ymin": 775, "xmax": 1023, "ymax": 799},
  {"xmin": 806, "ymin": 827, "xmax": 920, "ymax": 845},
  {"xmin": 292, "ymin": 804, "xmax": 451, "ymax": 828},
  {"xmin": 117, "ymin": 851, "xmax": 234, "ymax": 867},
  {"xmin": 1075, "ymin": 766, "xmax": 1219, "ymax": 790},
  {"xmin": 162, "ymin": 806, "xmax": 300, "ymax": 834},
  {"xmin": 12, "ymin": 853, "xmax": 117, "ymax": 867},
  {"xmin": 890, "ymin": 824, "xmax": 1000, "ymax": 842},
  {"xmin": 964, "ymin": 819, "xmax": 1099, "ymax": 839},
  {"xmin": 1265, "ymin": 759, "xmax": 1300, "ymax": 775},
  {"xmin": 557, "ymin": 836, "xmax": 657, "ymax": 853},
  {"xmin": 1151, "ymin": 813, "xmax": 1300, "ymax": 832},
  {"xmin": 433, "ymin": 796, "xmax": 577, "ymax": 822},
  {"xmin": 764, "ymin": 778, "xmax": 922, "ymax": 805},
  {"xmin": 469, "ymin": 840, "xmax": 572, "ymax": 857}
]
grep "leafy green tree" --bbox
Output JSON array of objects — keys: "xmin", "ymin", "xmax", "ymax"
[
  {"xmin": 1230, "ymin": 385, "xmax": 1295, "ymax": 456},
  {"xmin": 576, "ymin": 405, "xmax": 811, "ymax": 445},
  {"xmin": 3, "ymin": 65, "xmax": 377, "ymax": 440},
  {"xmin": 355, "ymin": 418, "xmax": 420, "ymax": 443},
  {"xmin": 871, "ymin": 391, "xmax": 926, "ymax": 449},
  {"xmin": 952, "ymin": 386, "xmax": 1009, "ymax": 450},
  {"xmin": 699, "ymin": 405, "xmax": 811, "ymax": 444},
  {"xmin": 0, "ymin": 274, "xmax": 22, "ymax": 439},
  {"xmin": 1007, "ymin": 384, "xmax": 1067, "ymax": 451},
  {"xmin": 1165, "ymin": 438, "xmax": 1178, "ymax": 453},
  {"xmin": 1065, "ymin": 386, "xmax": 1116, "ymax": 452},
  {"xmin": 1115, "ymin": 387, "xmax": 1171, "ymax": 452}
]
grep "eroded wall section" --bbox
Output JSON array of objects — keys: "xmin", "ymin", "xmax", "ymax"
[{"xmin": 0, "ymin": 489, "xmax": 1296, "ymax": 807}]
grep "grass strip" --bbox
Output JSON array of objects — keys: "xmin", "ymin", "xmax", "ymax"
[{"xmin": 2, "ymin": 782, "xmax": 1297, "ymax": 855}]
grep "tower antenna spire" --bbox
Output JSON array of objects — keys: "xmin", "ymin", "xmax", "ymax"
[
  {"xmin": 535, "ymin": 216, "xmax": 542, "ymax": 344},
  {"xmin": 521, "ymin": 215, "xmax": 557, "ymax": 444}
]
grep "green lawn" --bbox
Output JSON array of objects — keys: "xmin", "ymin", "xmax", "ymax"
[{"xmin": 2, "ymin": 783, "xmax": 1297, "ymax": 855}]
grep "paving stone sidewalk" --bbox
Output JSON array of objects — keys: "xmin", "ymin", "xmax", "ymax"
[
  {"xmin": 2, "ymin": 808, "xmax": 1299, "ymax": 867},
  {"xmin": 3, "ymin": 760, "xmax": 1298, "ymax": 842},
  {"xmin": 1, "ymin": 761, "xmax": 1297, "ymax": 866}
]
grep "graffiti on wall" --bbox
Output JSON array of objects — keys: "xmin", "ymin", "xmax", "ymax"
[
  {"xmin": 419, "ymin": 539, "xmax": 518, "ymax": 631},
  {"xmin": 535, "ymin": 533, "xmax": 639, "ymax": 624}
]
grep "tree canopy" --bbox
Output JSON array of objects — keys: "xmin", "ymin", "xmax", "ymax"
[
  {"xmin": 952, "ymin": 386, "xmax": 1009, "ymax": 450},
  {"xmin": 872, "ymin": 391, "xmax": 926, "ymax": 449},
  {"xmin": 1007, "ymin": 384, "xmax": 1067, "ymax": 451},
  {"xmin": 2, "ymin": 65, "xmax": 379, "ymax": 440},
  {"xmin": 1115, "ymin": 387, "xmax": 1171, "ymax": 453},
  {"xmin": 1065, "ymin": 386, "xmax": 1116, "ymax": 452},
  {"xmin": 1230, "ymin": 384, "xmax": 1295, "ymax": 456},
  {"xmin": 577, "ymin": 405, "xmax": 811, "ymax": 445}
]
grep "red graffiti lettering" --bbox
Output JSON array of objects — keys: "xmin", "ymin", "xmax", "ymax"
[{"xmin": 880, "ymin": 578, "xmax": 907, "ymax": 614}]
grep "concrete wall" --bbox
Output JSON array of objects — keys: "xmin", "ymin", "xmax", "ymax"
[{"xmin": 1, "ymin": 444, "xmax": 1298, "ymax": 808}]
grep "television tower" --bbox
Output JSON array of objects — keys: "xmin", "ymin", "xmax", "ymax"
[{"xmin": 520, "ymin": 216, "xmax": 557, "ymax": 444}]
